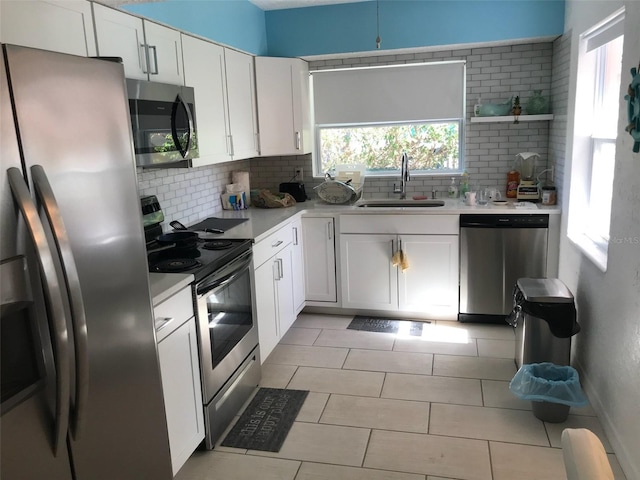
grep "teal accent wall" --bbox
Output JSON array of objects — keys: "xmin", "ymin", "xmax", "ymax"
[
  {"xmin": 123, "ymin": 0, "xmax": 564, "ymax": 58},
  {"xmin": 123, "ymin": 0, "xmax": 268, "ymax": 55},
  {"xmin": 266, "ymin": 0, "xmax": 565, "ymax": 57}
]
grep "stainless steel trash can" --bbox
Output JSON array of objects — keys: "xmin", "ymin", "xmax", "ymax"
[
  {"xmin": 508, "ymin": 278, "xmax": 580, "ymax": 422},
  {"xmin": 513, "ymin": 278, "xmax": 578, "ymax": 369}
]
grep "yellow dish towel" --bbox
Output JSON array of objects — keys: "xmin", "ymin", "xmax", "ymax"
[{"xmin": 391, "ymin": 249, "xmax": 410, "ymax": 272}]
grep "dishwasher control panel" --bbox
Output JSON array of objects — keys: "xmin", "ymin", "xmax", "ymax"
[{"xmin": 460, "ymin": 214, "xmax": 549, "ymax": 228}]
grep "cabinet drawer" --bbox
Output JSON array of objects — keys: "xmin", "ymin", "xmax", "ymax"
[
  {"xmin": 155, "ymin": 286, "xmax": 194, "ymax": 342},
  {"xmin": 253, "ymin": 222, "xmax": 293, "ymax": 268},
  {"xmin": 340, "ymin": 214, "xmax": 459, "ymax": 235}
]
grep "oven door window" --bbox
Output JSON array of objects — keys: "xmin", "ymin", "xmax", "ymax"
[{"xmin": 204, "ymin": 267, "xmax": 253, "ymax": 369}]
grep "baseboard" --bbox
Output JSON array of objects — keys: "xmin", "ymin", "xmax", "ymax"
[{"xmin": 574, "ymin": 358, "xmax": 638, "ymax": 480}]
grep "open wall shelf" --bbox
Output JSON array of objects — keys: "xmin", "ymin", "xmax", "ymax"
[{"xmin": 469, "ymin": 114, "xmax": 554, "ymax": 123}]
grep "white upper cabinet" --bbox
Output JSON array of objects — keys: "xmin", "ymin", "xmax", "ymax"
[
  {"xmin": 143, "ymin": 20, "xmax": 183, "ymax": 85},
  {"xmin": 255, "ymin": 57, "xmax": 311, "ymax": 156},
  {"xmin": 181, "ymin": 34, "xmax": 231, "ymax": 166},
  {"xmin": 93, "ymin": 3, "xmax": 183, "ymax": 85},
  {"xmin": 224, "ymin": 48, "xmax": 259, "ymax": 160},
  {"xmin": 0, "ymin": 0, "xmax": 96, "ymax": 57}
]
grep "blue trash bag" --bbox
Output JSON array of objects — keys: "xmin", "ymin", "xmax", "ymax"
[{"xmin": 509, "ymin": 362, "xmax": 588, "ymax": 407}]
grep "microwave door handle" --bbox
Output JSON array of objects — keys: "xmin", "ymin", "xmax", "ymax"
[
  {"xmin": 30, "ymin": 165, "xmax": 89, "ymax": 440},
  {"xmin": 196, "ymin": 251, "xmax": 252, "ymax": 296},
  {"xmin": 7, "ymin": 167, "xmax": 71, "ymax": 456},
  {"xmin": 171, "ymin": 93, "xmax": 194, "ymax": 159}
]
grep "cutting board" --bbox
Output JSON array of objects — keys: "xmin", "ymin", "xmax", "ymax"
[{"xmin": 190, "ymin": 217, "xmax": 248, "ymax": 232}]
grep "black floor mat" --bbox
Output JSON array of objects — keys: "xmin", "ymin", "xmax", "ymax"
[
  {"xmin": 347, "ymin": 315, "xmax": 430, "ymax": 336},
  {"xmin": 220, "ymin": 388, "xmax": 308, "ymax": 452}
]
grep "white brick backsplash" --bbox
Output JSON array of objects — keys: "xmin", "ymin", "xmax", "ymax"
[{"xmin": 137, "ymin": 41, "xmax": 566, "ymax": 209}]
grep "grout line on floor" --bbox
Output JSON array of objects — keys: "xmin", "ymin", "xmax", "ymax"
[
  {"xmin": 487, "ymin": 440, "xmax": 496, "ymax": 480},
  {"xmin": 360, "ymin": 428, "xmax": 373, "ymax": 468},
  {"xmin": 284, "ymin": 366, "xmax": 299, "ymax": 389}
]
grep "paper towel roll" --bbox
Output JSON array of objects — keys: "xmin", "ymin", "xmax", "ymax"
[{"xmin": 232, "ymin": 171, "xmax": 251, "ymax": 205}]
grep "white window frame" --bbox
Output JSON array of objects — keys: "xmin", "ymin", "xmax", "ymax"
[
  {"xmin": 310, "ymin": 61, "xmax": 466, "ymax": 178},
  {"xmin": 568, "ymin": 8, "xmax": 624, "ymax": 272}
]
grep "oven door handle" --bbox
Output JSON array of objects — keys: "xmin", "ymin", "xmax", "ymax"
[{"xmin": 196, "ymin": 250, "xmax": 252, "ymax": 296}]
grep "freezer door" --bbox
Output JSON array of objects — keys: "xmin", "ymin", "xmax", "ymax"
[
  {"xmin": 1, "ymin": 48, "xmax": 73, "ymax": 480},
  {"xmin": 4, "ymin": 45, "xmax": 172, "ymax": 479}
]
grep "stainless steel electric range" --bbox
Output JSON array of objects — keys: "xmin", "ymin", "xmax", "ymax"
[{"xmin": 142, "ymin": 196, "xmax": 261, "ymax": 449}]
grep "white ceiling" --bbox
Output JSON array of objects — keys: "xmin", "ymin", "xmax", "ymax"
[{"xmin": 249, "ymin": 0, "xmax": 368, "ymax": 10}]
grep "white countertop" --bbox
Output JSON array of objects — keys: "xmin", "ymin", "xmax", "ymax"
[
  {"xmin": 149, "ymin": 272, "xmax": 194, "ymax": 307},
  {"xmin": 207, "ymin": 198, "xmax": 560, "ymax": 240},
  {"xmin": 195, "ymin": 198, "xmax": 561, "ymax": 240}
]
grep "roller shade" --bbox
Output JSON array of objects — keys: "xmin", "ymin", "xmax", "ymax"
[
  {"xmin": 311, "ymin": 61, "xmax": 465, "ymax": 125},
  {"xmin": 585, "ymin": 10, "xmax": 624, "ymax": 52}
]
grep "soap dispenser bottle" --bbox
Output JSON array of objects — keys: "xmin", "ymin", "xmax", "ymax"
[{"xmin": 447, "ymin": 177, "xmax": 458, "ymax": 198}]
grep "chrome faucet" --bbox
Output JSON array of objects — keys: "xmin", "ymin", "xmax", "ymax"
[{"xmin": 393, "ymin": 152, "xmax": 410, "ymax": 199}]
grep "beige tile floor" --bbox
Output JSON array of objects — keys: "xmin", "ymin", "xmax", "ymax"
[{"xmin": 175, "ymin": 313, "xmax": 628, "ymax": 480}]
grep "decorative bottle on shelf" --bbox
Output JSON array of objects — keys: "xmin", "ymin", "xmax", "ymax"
[
  {"xmin": 447, "ymin": 177, "xmax": 458, "ymax": 198},
  {"xmin": 512, "ymin": 96, "xmax": 522, "ymax": 124},
  {"xmin": 526, "ymin": 90, "xmax": 550, "ymax": 115},
  {"xmin": 474, "ymin": 96, "xmax": 482, "ymax": 117}
]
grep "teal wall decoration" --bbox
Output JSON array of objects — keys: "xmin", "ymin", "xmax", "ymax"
[{"xmin": 624, "ymin": 61, "xmax": 640, "ymax": 153}]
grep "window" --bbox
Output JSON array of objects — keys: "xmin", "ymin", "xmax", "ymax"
[
  {"xmin": 310, "ymin": 62, "xmax": 465, "ymax": 176},
  {"xmin": 568, "ymin": 9, "xmax": 624, "ymax": 271},
  {"xmin": 319, "ymin": 121, "xmax": 460, "ymax": 174}
]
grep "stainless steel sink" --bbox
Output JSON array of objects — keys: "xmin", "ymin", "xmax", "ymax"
[{"xmin": 356, "ymin": 199, "xmax": 446, "ymax": 208}]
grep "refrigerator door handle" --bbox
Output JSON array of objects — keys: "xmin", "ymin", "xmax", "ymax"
[
  {"xmin": 7, "ymin": 167, "xmax": 71, "ymax": 456},
  {"xmin": 171, "ymin": 92, "xmax": 194, "ymax": 159},
  {"xmin": 31, "ymin": 165, "xmax": 89, "ymax": 440}
]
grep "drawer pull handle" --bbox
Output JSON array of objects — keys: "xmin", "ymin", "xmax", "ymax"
[
  {"xmin": 155, "ymin": 317, "xmax": 174, "ymax": 331},
  {"xmin": 272, "ymin": 240, "xmax": 283, "ymax": 248}
]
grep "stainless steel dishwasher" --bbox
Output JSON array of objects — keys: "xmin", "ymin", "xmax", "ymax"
[{"xmin": 459, "ymin": 214, "xmax": 549, "ymax": 323}]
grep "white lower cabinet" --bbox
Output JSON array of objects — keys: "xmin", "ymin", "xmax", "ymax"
[
  {"xmin": 340, "ymin": 234, "xmax": 397, "ymax": 311},
  {"xmin": 339, "ymin": 215, "xmax": 460, "ymax": 319},
  {"xmin": 253, "ymin": 223, "xmax": 297, "ymax": 362},
  {"xmin": 155, "ymin": 287, "xmax": 204, "ymax": 476},
  {"xmin": 291, "ymin": 218, "xmax": 306, "ymax": 314},
  {"xmin": 302, "ymin": 216, "xmax": 337, "ymax": 303},
  {"xmin": 341, "ymin": 233, "xmax": 459, "ymax": 318}
]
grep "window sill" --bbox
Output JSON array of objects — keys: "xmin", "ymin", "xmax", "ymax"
[{"xmin": 568, "ymin": 232, "xmax": 608, "ymax": 272}]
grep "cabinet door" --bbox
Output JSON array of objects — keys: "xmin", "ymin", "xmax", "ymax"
[
  {"xmin": 275, "ymin": 245, "xmax": 295, "ymax": 336},
  {"xmin": 398, "ymin": 235, "xmax": 459, "ymax": 318},
  {"xmin": 144, "ymin": 20, "xmax": 184, "ymax": 85},
  {"xmin": 93, "ymin": 3, "xmax": 147, "ymax": 80},
  {"xmin": 182, "ymin": 34, "xmax": 231, "ymax": 166},
  {"xmin": 290, "ymin": 218, "xmax": 306, "ymax": 314},
  {"xmin": 291, "ymin": 58, "xmax": 311, "ymax": 154},
  {"xmin": 254, "ymin": 259, "xmax": 279, "ymax": 362},
  {"xmin": 224, "ymin": 48, "xmax": 259, "ymax": 160},
  {"xmin": 302, "ymin": 217, "xmax": 337, "ymax": 302},
  {"xmin": 1, "ymin": 0, "xmax": 96, "ymax": 57},
  {"xmin": 340, "ymin": 234, "xmax": 397, "ymax": 311},
  {"xmin": 158, "ymin": 318, "xmax": 204, "ymax": 476},
  {"xmin": 255, "ymin": 57, "xmax": 295, "ymax": 156}
]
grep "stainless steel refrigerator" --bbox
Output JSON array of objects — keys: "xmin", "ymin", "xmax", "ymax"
[{"xmin": 0, "ymin": 44, "xmax": 172, "ymax": 479}]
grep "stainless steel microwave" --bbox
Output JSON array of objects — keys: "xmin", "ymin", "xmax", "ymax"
[{"xmin": 126, "ymin": 79, "xmax": 199, "ymax": 168}]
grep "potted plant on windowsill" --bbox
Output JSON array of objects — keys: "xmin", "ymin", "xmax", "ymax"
[{"xmin": 512, "ymin": 96, "xmax": 522, "ymax": 124}]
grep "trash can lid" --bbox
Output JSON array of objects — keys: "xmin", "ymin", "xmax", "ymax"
[{"xmin": 517, "ymin": 278, "xmax": 574, "ymax": 303}]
